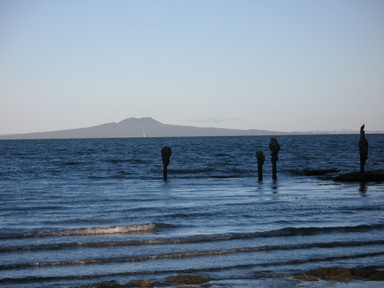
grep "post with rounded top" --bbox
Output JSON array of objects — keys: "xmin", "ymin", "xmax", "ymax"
[
  {"xmin": 359, "ymin": 124, "xmax": 368, "ymax": 173},
  {"xmin": 161, "ymin": 146, "xmax": 172, "ymax": 181},
  {"xmin": 269, "ymin": 138, "xmax": 280, "ymax": 180},
  {"xmin": 256, "ymin": 151, "xmax": 265, "ymax": 182}
]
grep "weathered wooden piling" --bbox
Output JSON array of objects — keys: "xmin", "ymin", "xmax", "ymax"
[
  {"xmin": 161, "ymin": 146, "xmax": 172, "ymax": 181},
  {"xmin": 269, "ymin": 138, "xmax": 280, "ymax": 180},
  {"xmin": 358, "ymin": 124, "xmax": 368, "ymax": 173},
  {"xmin": 256, "ymin": 150, "xmax": 265, "ymax": 182}
]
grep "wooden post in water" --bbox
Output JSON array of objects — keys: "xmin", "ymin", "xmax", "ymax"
[
  {"xmin": 161, "ymin": 146, "xmax": 172, "ymax": 181},
  {"xmin": 256, "ymin": 151, "xmax": 265, "ymax": 182},
  {"xmin": 269, "ymin": 138, "xmax": 280, "ymax": 180},
  {"xmin": 359, "ymin": 124, "xmax": 368, "ymax": 173}
]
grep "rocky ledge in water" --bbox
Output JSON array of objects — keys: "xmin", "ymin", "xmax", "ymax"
[
  {"xmin": 333, "ymin": 171, "xmax": 384, "ymax": 182},
  {"xmin": 81, "ymin": 274, "xmax": 210, "ymax": 287},
  {"xmin": 291, "ymin": 169, "xmax": 384, "ymax": 182},
  {"xmin": 294, "ymin": 267, "xmax": 384, "ymax": 282},
  {"xmin": 165, "ymin": 274, "xmax": 210, "ymax": 287},
  {"xmin": 290, "ymin": 168, "xmax": 340, "ymax": 177},
  {"xmin": 83, "ymin": 279, "xmax": 156, "ymax": 287}
]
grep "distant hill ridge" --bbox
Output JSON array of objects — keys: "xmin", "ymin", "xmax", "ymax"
[
  {"xmin": 0, "ymin": 117, "xmax": 286, "ymax": 140},
  {"xmin": 118, "ymin": 117, "xmax": 161, "ymax": 125}
]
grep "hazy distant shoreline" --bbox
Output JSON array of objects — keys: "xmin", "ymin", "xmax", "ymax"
[{"xmin": 0, "ymin": 117, "xmax": 378, "ymax": 140}]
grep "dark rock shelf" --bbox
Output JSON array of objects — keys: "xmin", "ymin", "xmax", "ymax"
[
  {"xmin": 290, "ymin": 168, "xmax": 340, "ymax": 176},
  {"xmin": 294, "ymin": 267, "xmax": 384, "ymax": 282},
  {"xmin": 333, "ymin": 171, "xmax": 384, "ymax": 182}
]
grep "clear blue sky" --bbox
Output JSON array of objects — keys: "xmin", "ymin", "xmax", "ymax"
[{"xmin": 1, "ymin": 0, "xmax": 383, "ymax": 134}]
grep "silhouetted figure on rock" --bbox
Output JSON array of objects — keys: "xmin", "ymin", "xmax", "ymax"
[
  {"xmin": 359, "ymin": 124, "xmax": 368, "ymax": 173},
  {"xmin": 161, "ymin": 146, "xmax": 172, "ymax": 181},
  {"xmin": 256, "ymin": 151, "xmax": 265, "ymax": 182},
  {"xmin": 269, "ymin": 138, "xmax": 280, "ymax": 180}
]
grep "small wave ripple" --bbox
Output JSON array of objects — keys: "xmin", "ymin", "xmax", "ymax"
[{"xmin": 0, "ymin": 223, "xmax": 156, "ymax": 240}]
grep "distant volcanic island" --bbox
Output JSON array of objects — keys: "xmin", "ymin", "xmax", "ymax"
[{"xmin": 0, "ymin": 117, "xmax": 286, "ymax": 140}]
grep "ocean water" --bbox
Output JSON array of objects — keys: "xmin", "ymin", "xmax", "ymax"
[{"xmin": 0, "ymin": 135, "xmax": 383, "ymax": 287}]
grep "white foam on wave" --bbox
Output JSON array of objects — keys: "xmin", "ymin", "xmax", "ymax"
[
  {"xmin": 0, "ymin": 223, "xmax": 158, "ymax": 239},
  {"xmin": 53, "ymin": 223, "xmax": 157, "ymax": 236}
]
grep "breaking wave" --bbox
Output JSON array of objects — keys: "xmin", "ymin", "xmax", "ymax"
[
  {"xmin": 1, "ymin": 223, "xmax": 382, "ymax": 241},
  {"xmin": 0, "ymin": 223, "xmax": 157, "ymax": 240}
]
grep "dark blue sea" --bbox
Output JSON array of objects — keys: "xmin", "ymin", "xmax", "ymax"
[{"xmin": 0, "ymin": 135, "xmax": 383, "ymax": 287}]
